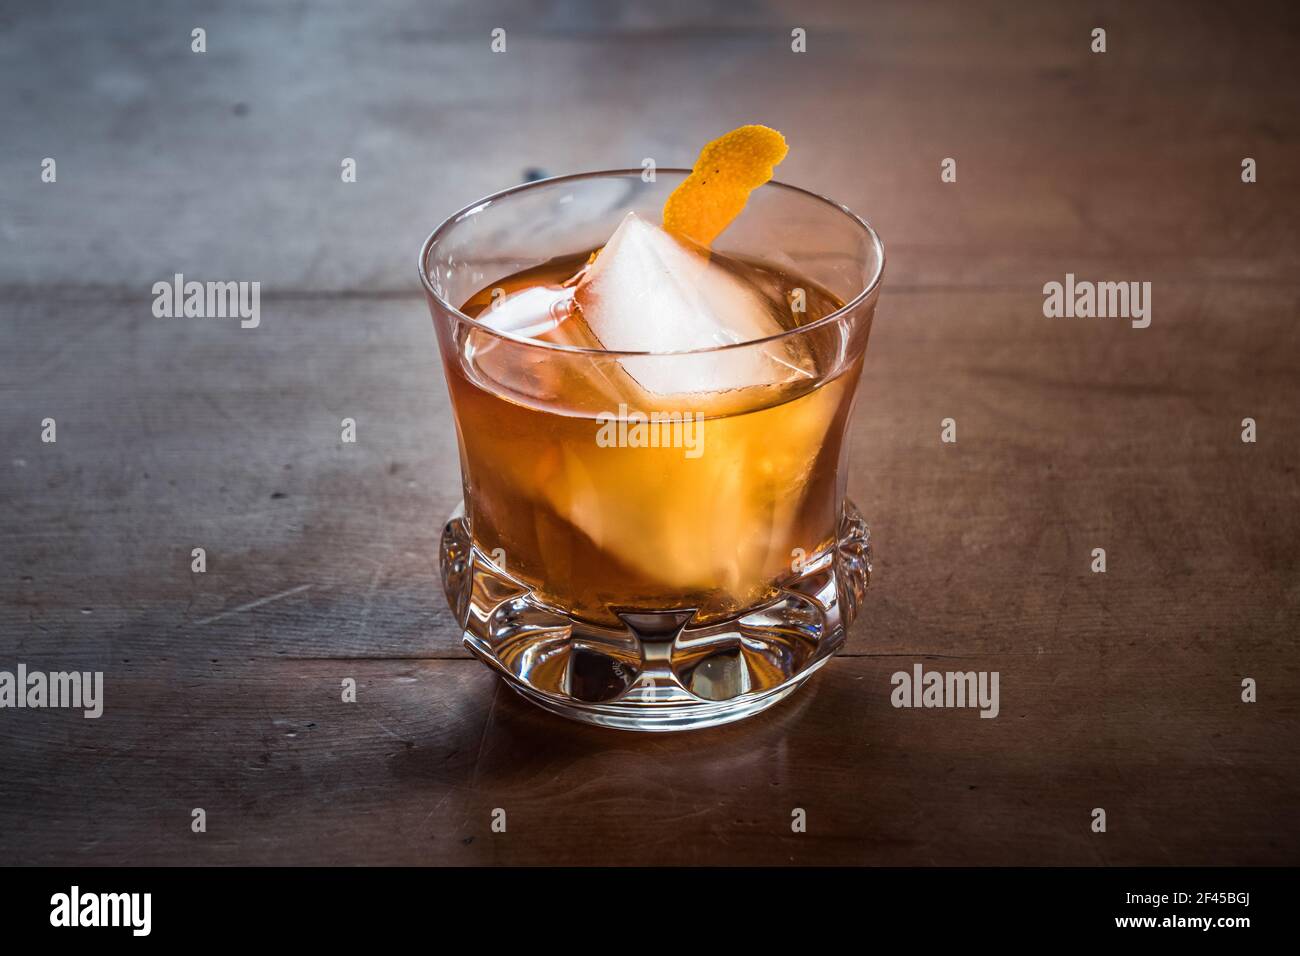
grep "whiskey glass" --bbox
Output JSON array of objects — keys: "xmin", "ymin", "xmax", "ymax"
[{"xmin": 419, "ymin": 170, "xmax": 884, "ymax": 731}]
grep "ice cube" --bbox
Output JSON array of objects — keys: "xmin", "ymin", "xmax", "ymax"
[
  {"xmin": 573, "ymin": 213, "xmax": 809, "ymax": 396},
  {"xmin": 474, "ymin": 285, "xmax": 574, "ymax": 340}
]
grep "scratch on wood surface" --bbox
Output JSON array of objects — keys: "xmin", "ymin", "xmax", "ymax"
[
  {"xmin": 421, "ymin": 788, "xmax": 453, "ymax": 825},
  {"xmin": 469, "ymin": 680, "xmax": 500, "ymax": 790},
  {"xmin": 356, "ymin": 561, "xmax": 385, "ymax": 644},
  {"xmin": 189, "ymin": 584, "xmax": 314, "ymax": 627},
  {"xmin": 368, "ymin": 717, "xmax": 403, "ymax": 741}
]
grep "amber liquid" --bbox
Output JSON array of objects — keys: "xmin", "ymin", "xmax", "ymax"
[{"xmin": 446, "ymin": 250, "xmax": 862, "ymax": 627}]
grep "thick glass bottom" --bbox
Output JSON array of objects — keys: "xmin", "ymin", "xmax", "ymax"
[{"xmin": 439, "ymin": 500, "xmax": 871, "ymax": 732}]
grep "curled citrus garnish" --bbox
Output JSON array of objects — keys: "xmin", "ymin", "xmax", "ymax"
[{"xmin": 662, "ymin": 125, "xmax": 788, "ymax": 247}]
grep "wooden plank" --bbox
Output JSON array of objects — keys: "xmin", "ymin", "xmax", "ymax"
[
  {"xmin": 0, "ymin": 297, "xmax": 467, "ymax": 659},
  {"xmin": 0, "ymin": 1, "xmax": 1296, "ymax": 293},
  {"xmin": 3, "ymin": 287, "xmax": 1296, "ymax": 660},
  {"xmin": 0, "ymin": 653, "xmax": 1293, "ymax": 865}
]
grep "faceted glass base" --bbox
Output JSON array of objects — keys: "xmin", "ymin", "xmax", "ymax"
[{"xmin": 439, "ymin": 501, "xmax": 871, "ymax": 732}]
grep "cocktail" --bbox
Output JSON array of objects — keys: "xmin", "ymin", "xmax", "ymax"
[{"xmin": 419, "ymin": 127, "xmax": 884, "ymax": 730}]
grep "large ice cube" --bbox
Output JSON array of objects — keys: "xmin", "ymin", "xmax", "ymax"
[{"xmin": 573, "ymin": 213, "xmax": 809, "ymax": 396}]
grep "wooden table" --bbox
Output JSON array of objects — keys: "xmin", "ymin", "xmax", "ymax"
[{"xmin": 2, "ymin": 0, "xmax": 1297, "ymax": 865}]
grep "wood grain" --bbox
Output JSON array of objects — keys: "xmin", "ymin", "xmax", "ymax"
[{"xmin": 1, "ymin": 0, "xmax": 1298, "ymax": 865}]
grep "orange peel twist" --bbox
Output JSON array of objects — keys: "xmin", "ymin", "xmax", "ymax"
[{"xmin": 662, "ymin": 124, "xmax": 789, "ymax": 247}]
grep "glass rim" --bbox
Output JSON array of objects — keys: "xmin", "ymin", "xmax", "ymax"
[{"xmin": 417, "ymin": 168, "xmax": 886, "ymax": 357}]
